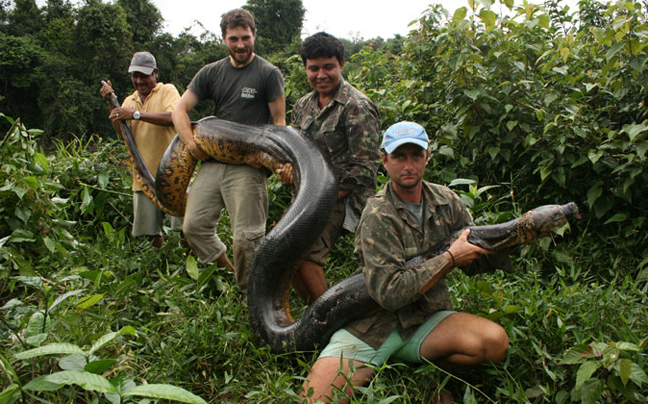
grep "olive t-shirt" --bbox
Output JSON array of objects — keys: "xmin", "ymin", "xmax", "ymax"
[{"xmin": 187, "ymin": 55, "xmax": 284, "ymax": 125}]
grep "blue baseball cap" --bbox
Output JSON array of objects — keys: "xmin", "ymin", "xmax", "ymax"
[{"xmin": 381, "ymin": 121, "xmax": 429, "ymax": 154}]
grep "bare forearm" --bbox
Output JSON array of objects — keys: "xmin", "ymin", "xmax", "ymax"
[
  {"xmin": 139, "ymin": 111, "xmax": 173, "ymax": 126},
  {"xmin": 172, "ymin": 108, "xmax": 194, "ymax": 145}
]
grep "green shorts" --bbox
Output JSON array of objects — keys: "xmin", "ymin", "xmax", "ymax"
[{"xmin": 318, "ymin": 310, "xmax": 455, "ymax": 366}]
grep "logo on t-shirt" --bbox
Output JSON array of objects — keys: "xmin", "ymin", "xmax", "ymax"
[{"xmin": 241, "ymin": 87, "xmax": 257, "ymax": 99}]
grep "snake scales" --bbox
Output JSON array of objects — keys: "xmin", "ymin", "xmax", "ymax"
[{"xmin": 109, "ymin": 94, "xmax": 579, "ymax": 353}]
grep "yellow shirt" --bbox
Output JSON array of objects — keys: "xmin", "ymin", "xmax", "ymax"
[{"xmin": 122, "ymin": 82, "xmax": 180, "ymax": 191}]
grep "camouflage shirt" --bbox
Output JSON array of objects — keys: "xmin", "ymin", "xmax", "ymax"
[
  {"xmin": 292, "ymin": 80, "xmax": 380, "ymax": 226},
  {"xmin": 346, "ymin": 181, "xmax": 498, "ymax": 349}
]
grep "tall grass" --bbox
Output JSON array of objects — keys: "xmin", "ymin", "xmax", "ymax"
[{"xmin": 1, "ymin": 118, "xmax": 647, "ymax": 403}]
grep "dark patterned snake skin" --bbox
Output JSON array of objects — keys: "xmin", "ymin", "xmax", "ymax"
[{"xmin": 108, "ymin": 93, "xmax": 579, "ymax": 354}]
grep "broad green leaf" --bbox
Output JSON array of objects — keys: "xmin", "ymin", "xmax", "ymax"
[
  {"xmin": 452, "ymin": 7, "xmax": 467, "ymax": 22},
  {"xmin": 186, "ymin": 255, "xmax": 200, "ymax": 281},
  {"xmin": 575, "ymin": 360, "xmax": 601, "ymax": 390},
  {"xmin": 81, "ymin": 187, "xmax": 92, "ymax": 214},
  {"xmin": 602, "ymin": 346, "xmax": 619, "ymax": 365},
  {"xmin": 586, "ymin": 184, "xmax": 602, "ymax": 207},
  {"xmin": 612, "ymin": 16, "xmax": 632, "ymax": 31},
  {"xmin": 0, "ymin": 235, "xmax": 9, "ymax": 249},
  {"xmin": 25, "ymin": 333, "xmax": 49, "ymax": 347},
  {"xmin": 621, "ymin": 122, "xmax": 648, "ymax": 141},
  {"xmin": 628, "ymin": 362, "xmax": 648, "ymax": 385},
  {"xmin": 619, "ymin": 358, "xmax": 632, "ymax": 386},
  {"xmin": 22, "ymin": 375, "xmax": 63, "ymax": 392},
  {"xmin": 525, "ymin": 385, "xmax": 544, "ymax": 398},
  {"xmin": 437, "ymin": 144, "xmax": 454, "ymax": 157},
  {"xmin": 50, "ymin": 289, "xmax": 85, "ymax": 312},
  {"xmin": 448, "ymin": 178, "xmax": 476, "ymax": 187},
  {"xmin": 197, "ymin": 265, "xmax": 217, "ymax": 288},
  {"xmin": 98, "ymin": 172, "xmax": 110, "ymax": 189},
  {"xmin": 26, "ymin": 311, "xmax": 49, "ymax": 337},
  {"xmin": 13, "ymin": 276, "xmax": 43, "ymax": 289},
  {"xmin": 43, "ymin": 237, "xmax": 56, "ymax": 253},
  {"xmin": 543, "ymin": 92, "xmax": 559, "ymax": 106},
  {"xmin": 638, "ymin": 267, "xmax": 648, "ymax": 281},
  {"xmin": 51, "ymin": 196, "xmax": 70, "ymax": 205},
  {"xmin": 606, "ymin": 43, "xmax": 624, "ymax": 61},
  {"xmin": 476, "ymin": 280, "xmax": 493, "ymax": 295},
  {"xmin": 43, "ymin": 371, "xmax": 118, "ymax": 394},
  {"xmin": 555, "ymin": 390, "xmax": 569, "ymax": 404},
  {"xmin": 9, "ymin": 229, "xmax": 34, "ymax": 243},
  {"xmin": 15, "ymin": 343, "xmax": 85, "ymax": 360},
  {"xmin": 561, "ymin": 344, "xmax": 593, "ymax": 365},
  {"xmin": 102, "ymin": 222, "xmax": 115, "ymax": 238},
  {"xmin": 88, "ymin": 326, "xmax": 136, "ymax": 356},
  {"xmin": 604, "ymin": 213, "xmax": 626, "ymax": 224},
  {"xmin": 504, "ymin": 305, "xmax": 523, "ymax": 314},
  {"xmin": 615, "ymin": 341, "xmax": 640, "ymax": 351},
  {"xmin": 0, "ymin": 353, "xmax": 19, "ymax": 386},
  {"xmin": 571, "ymin": 156, "xmax": 590, "ymax": 168},
  {"xmin": 85, "ymin": 359, "xmax": 117, "ymax": 375},
  {"xmin": 21, "ymin": 177, "xmax": 39, "ymax": 187},
  {"xmin": 478, "ymin": 9, "xmax": 497, "ymax": 29},
  {"xmin": 464, "ymin": 89, "xmax": 480, "ymax": 101},
  {"xmin": 637, "ymin": 142, "xmax": 648, "ymax": 160},
  {"xmin": 124, "ymin": 384, "xmax": 208, "ymax": 404},
  {"xmin": 578, "ymin": 378, "xmax": 605, "ymax": 404},
  {"xmin": 59, "ymin": 354, "xmax": 88, "ymax": 371},
  {"xmin": 76, "ymin": 293, "xmax": 104, "ymax": 310},
  {"xmin": 552, "ymin": 65, "xmax": 568, "ymax": 75},
  {"xmin": 475, "ymin": 184, "xmax": 500, "ymax": 198}
]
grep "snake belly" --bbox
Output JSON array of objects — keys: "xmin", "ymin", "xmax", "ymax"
[{"xmin": 119, "ymin": 115, "xmax": 579, "ymax": 354}]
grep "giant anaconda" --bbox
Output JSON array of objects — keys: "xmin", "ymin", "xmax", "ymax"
[{"xmin": 109, "ymin": 94, "xmax": 579, "ymax": 354}]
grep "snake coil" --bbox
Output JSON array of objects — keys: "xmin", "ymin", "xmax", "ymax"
[{"xmin": 113, "ymin": 109, "xmax": 579, "ymax": 354}]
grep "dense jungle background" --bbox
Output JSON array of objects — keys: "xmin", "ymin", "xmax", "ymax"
[{"xmin": 1, "ymin": 0, "xmax": 647, "ymax": 402}]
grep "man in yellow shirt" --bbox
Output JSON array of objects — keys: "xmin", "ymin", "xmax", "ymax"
[{"xmin": 100, "ymin": 51, "xmax": 182, "ymax": 248}]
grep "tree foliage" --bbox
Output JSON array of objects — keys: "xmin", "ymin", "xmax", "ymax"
[
  {"xmin": 244, "ymin": 0, "xmax": 305, "ymax": 53},
  {"xmin": 350, "ymin": 0, "xmax": 648, "ymax": 275},
  {"xmin": 0, "ymin": 0, "xmax": 229, "ymax": 139}
]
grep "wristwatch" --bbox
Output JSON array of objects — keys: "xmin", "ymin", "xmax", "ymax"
[{"xmin": 133, "ymin": 110, "xmax": 141, "ymax": 120}]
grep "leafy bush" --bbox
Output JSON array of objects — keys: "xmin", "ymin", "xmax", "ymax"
[
  {"xmin": 0, "ymin": 114, "xmax": 78, "ymax": 281},
  {"xmin": 351, "ymin": 0, "xmax": 648, "ymax": 279}
]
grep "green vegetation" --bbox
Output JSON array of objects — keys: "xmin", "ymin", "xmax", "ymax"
[{"xmin": 1, "ymin": 0, "xmax": 647, "ymax": 403}]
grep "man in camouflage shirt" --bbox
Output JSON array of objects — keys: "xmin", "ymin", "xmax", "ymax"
[
  {"xmin": 300, "ymin": 122, "xmax": 511, "ymax": 404},
  {"xmin": 277, "ymin": 32, "xmax": 380, "ymax": 302}
]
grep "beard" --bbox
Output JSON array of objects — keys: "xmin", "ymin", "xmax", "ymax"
[{"xmin": 229, "ymin": 46, "xmax": 254, "ymax": 66}]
